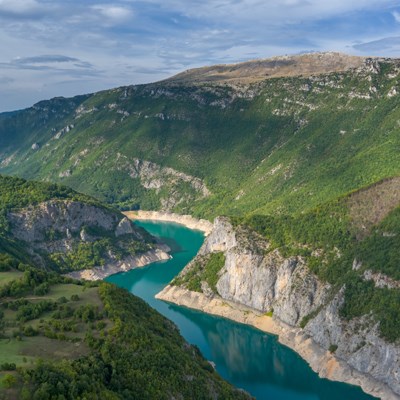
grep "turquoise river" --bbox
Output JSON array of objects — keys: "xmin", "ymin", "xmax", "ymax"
[{"xmin": 106, "ymin": 220, "xmax": 375, "ymax": 400}]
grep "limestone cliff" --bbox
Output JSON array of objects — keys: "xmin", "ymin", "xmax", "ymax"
[
  {"xmin": 159, "ymin": 217, "xmax": 400, "ymax": 399},
  {"xmin": 6, "ymin": 200, "xmax": 169, "ymax": 275}
]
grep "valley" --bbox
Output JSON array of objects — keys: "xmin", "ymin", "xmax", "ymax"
[
  {"xmin": 0, "ymin": 176, "xmax": 249, "ymax": 399},
  {"xmin": 0, "ymin": 52, "xmax": 399, "ymax": 399}
]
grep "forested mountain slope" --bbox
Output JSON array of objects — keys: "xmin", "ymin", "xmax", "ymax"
[
  {"xmin": 0, "ymin": 176, "xmax": 249, "ymax": 399},
  {"xmin": 0, "ymin": 175, "xmax": 167, "ymax": 276},
  {"xmin": 0, "ymin": 53, "xmax": 398, "ymax": 219}
]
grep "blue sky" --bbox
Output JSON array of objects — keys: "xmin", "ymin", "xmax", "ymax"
[{"xmin": 0, "ymin": 0, "xmax": 400, "ymax": 111}]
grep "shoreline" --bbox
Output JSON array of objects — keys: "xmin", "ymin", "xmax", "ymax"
[
  {"xmin": 66, "ymin": 246, "xmax": 171, "ymax": 281},
  {"xmin": 123, "ymin": 210, "xmax": 213, "ymax": 236},
  {"xmin": 156, "ymin": 285, "xmax": 398, "ymax": 400}
]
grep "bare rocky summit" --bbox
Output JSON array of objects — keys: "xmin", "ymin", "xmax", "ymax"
[{"xmin": 165, "ymin": 52, "xmax": 367, "ymax": 84}]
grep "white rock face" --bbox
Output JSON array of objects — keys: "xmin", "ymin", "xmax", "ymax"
[
  {"xmin": 305, "ymin": 290, "xmax": 400, "ymax": 396},
  {"xmin": 199, "ymin": 217, "xmax": 329, "ymax": 326},
  {"xmin": 66, "ymin": 247, "xmax": 171, "ymax": 281},
  {"xmin": 6, "ymin": 200, "xmax": 165, "ymax": 280},
  {"xmin": 173, "ymin": 216, "xmax": 400, "ymax": 397},
  {"xmin": 113, "ymin": 153, "xmax": 211, "ymax": 211}
]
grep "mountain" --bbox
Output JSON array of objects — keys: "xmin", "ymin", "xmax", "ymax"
[
  {"xmin": 164, "ymin": 52, "xmax": 364, "ymax": 84},
  {"xmin": 0, "ymin": 175, "xmax": 249, "ymax": 399},
  {"xmin": 0, "ymin": 52, "xmax": 398, "ymax": 219},
  {"xmin": 0, "ymin": 51, "xmax": 400, "ymax": 398}
]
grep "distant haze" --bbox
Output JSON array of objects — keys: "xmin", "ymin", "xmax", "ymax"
[{"xmin": 0, "ymin": 0, "xmax": 400, "ymax": 112}]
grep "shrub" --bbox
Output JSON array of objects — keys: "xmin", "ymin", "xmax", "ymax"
[
  {"xmin": 329, "ymin": 344, "xmax": 338, "ymax": 353},
  {"xmin": 1, "ymin": 373, "xmax": 17, "ymax": 388}
]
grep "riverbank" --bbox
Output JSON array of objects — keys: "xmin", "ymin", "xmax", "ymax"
[
  {"xmin": 123, "ymin": 211, "xmax": 213, "ymax": 236},
  {"xmin": 156, "ymin": 285, "xmax": 398, "ymax": 400},
  {"xmin": 66, "ymin": 246, "xmax": 171, "ymax": 281}
]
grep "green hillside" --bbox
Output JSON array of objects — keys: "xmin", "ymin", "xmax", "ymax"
[
  {"xmin": 0, "ymin": 175, "xmax": 154, "ymax": 274},
  {"xmin": 0, "ymin": 176, "xmax": 249, "ymax": 399},
  {"xmin": 0, "ymin": 259, "xmax": 248, "ymax": 399},
  {"xmin": 0, "ymin": 55, "xmax": 399, "ymax": 218}
]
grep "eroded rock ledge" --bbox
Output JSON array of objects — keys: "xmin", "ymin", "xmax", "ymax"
[
  {"xmin": 67, "ymin": 245, "xmax": 171, "ymax": 281},
  {"xmin": 123, "ymin": 210, "xmax": 213, "ymax": 235}
]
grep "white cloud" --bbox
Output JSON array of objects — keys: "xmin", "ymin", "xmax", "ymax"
[
  {"xmin": 392, "ymin": 11, "xmax": 400, "ymax": 23},
  {"xmin": 353, "ymin": 36, "xmax": 400, "ymax": 54},
  {"xmin": 92, "ymin": 4, "xmax": 134, "ymax": 23}
]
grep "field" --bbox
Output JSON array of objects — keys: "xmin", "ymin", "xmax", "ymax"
[{"xmin": 0, "ymin": 279, "xmax": 100, "ymax": 370}]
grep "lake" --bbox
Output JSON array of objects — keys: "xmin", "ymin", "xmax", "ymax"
[{"xmin": 106, "ymin": 220, "xmax": 374, "ymax": 400}]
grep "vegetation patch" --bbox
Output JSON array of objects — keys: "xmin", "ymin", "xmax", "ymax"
[{"xmin": 172, "ymin": 252, "xmax": 226, "ymax": 294}]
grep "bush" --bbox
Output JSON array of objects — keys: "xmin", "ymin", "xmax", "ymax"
[
  {"xmin": 1, "ymin": 373, "xmax": 17, "ymax": 388},
  {"xmin": 329, "ymin": 344, "xmax": 338, "ymax": 353},
  {"xmin": 0, "ymin": 363, "xmax": 16, "ymax": 371},
  {"xmin": 33, "ymin": 282, "xmax": 50, "ymax": 296}
]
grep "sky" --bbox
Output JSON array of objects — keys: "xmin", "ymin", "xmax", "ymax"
[{"xmin": 1, "ymin": 0, "xmax": 400, "ymax": 112}]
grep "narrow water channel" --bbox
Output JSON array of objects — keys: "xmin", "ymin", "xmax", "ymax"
[{"xmin": 106, "ymin": 220, "xmax": 375, "ymax": 400}]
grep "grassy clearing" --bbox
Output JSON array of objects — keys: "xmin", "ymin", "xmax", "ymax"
[
  {"xmin": 41, "ymin": 284, "xmax": 100, "ymax": 305},
  {"xmin": 0, "ymin": 272, "xmax": 23, "ymax": 287},
  {"xmin": 0, "ymin": 340, "xmax": 35, "ymax": 366}
]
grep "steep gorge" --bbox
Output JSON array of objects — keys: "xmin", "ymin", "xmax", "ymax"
[{"xmin": 158, "ymin": 217, "xmax": 400, "ymax": 399}]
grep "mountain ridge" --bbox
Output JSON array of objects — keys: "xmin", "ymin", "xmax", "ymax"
[{"xmin": 164, "ymin": 52, "xmax": 372, "ymax": 84}]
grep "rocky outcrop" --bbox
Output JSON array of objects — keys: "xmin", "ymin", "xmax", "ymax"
[
  {"xmin": 195, "ymin": 217, "xmax": 329, "ymax": 326},
  {"xmin": 8, "ymin": 200, "xmax": 118, "ymax": 243},
  {"xmin": 126, "ymin": 157, "xmax": 210, "ymax": 197},
  {"xmin": 363, "ymin": 270, "xmax": 400, "ymax": 289},
  {"xmin": 115, "ymin": 216, "xmax": 135, "ymax": 237},
  {"xmin": 124, "ymin": 210, "xmax": 213, "ymax": 235},
  {"xmin": 158, "ymin": 217, "xmax": 400, "ymax": 399},
  {"xmin": 305, "ymin": 289, "xmax": 400, "ymax": 398},
  {"xmin": 113, "ymin": 154, "xmax": 210, "ymax": 211},
  {"xmin": 6, "ymin": 199, "xmax": 157, "ymax": 273}
]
